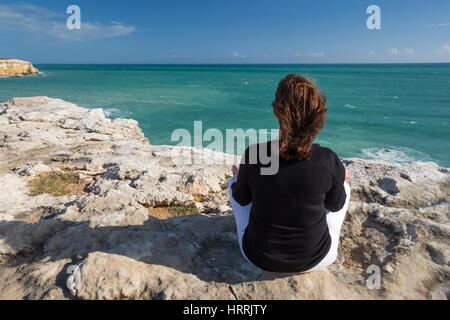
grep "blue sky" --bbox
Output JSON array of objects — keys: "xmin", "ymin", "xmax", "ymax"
[{"xmin": 0, "ymin": 0, "xmax": 449, "ymax": 63}]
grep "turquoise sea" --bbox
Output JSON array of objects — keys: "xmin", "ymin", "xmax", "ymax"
[{"xmin": 0, "ymin": 64, "xmax": 449, "ymax": 167}]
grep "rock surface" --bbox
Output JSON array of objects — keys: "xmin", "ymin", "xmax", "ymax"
[
  {"xmin": 0, "ymin": 97, "xmax": 449, "ymax": 300},
  {"xmin": 0, "ymin": 59, "xmax": 39, "ymax": 77}
]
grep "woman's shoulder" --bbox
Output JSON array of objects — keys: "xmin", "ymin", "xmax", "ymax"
[
  {"xmin": 242, "ymin": 141, "xmax": 274, "ymax": 162},
  {"xmin": 312, "ymin": 144, "xmax": 340, "ymax": 162},
  {"xmin": 242, "ymin": 142, "xmax": 341, "ymax": 165},
  {"xmin": 244, "ymin": 140, "xmax": 277, "ymax": 155}
]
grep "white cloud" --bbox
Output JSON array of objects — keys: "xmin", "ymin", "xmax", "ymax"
[
  {"xmin": 232, "ymin": 51, "xmax": 246, "ymax": 57},
  {"xmin": 389, "ymin": 48, "xmax": 415, "ymax": 56},
  {"xmin": 369, "ymin": 50, "xmax": 376, "ymax": 56},
  {"xmin": 443, "ymin": 45, "xmax": 450, "ymax": 52},
  {"xmin": 428, "ymin": 22, "xmax": 450, "ymax": 27},
  {"xmin": 307, "ymin": 52, "xmax": 325, "ymax": 57},
  {"xmin": 389, "ymin": 48, "xmax": 400, "ymax": 55},
  {"xmin": 0, "ymin": 3, "xmax": 135, "ymax": 42},
  {"xmin": 295, "ymin": 53, "xmax": 302, "ymax": 57}
]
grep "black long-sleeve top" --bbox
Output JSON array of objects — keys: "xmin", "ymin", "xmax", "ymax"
[{"xmin": 231, "ymin": 141, "xmax": 347, "ymax": 273}]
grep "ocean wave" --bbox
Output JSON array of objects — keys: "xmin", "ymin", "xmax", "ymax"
[
  {"xmin": 104, "ymin": 108, "xmax": 133, "ymax": 119},
  {"xmin": 33, "ymin": 72, "xmax": 51, "ymax": 78},
  {"xmin": 401, "ymin": 121, "xmax": 417, "ymax": 125},
  {"xmin": 1, "ymin": 72, "xmax": 48, "ymax": 79},
  {"xmin": 344, "ymin": 104, "xmax": 357, "ymax": 109},
  {"xmin": 361, "ymin": 146, "xmax": 432, "ymax": 163}
]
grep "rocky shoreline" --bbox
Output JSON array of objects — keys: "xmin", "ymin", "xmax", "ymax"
[
  {"xmin": 0, "ymin": 96, "xmax": 448, "ymax": 300},
  {"xmin": 0, "ymin": 59, "xmax": 39, "ymax": 77}
]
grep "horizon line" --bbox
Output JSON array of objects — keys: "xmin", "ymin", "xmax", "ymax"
[{"xmin": 32, "ymin": 62, "xmax": 450, "ymax": 65}]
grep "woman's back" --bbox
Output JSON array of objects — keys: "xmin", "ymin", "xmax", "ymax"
[{"xmin": 231, "ymin": 141, "xmax": 347, "ymax": 273}]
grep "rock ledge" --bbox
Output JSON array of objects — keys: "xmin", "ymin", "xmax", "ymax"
[{"xmin": 0, "ymin": 97, "xmax": 448, "ymax": 300}]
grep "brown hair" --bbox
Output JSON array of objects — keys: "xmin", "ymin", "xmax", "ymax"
[{"xmin": 272, "ymin": 74, "xmax": 328, "ymax": 160}]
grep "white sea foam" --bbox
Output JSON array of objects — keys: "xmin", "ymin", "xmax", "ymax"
[
  {"xmin": 361, "ymin": 146, "xmax": 432, "ymax": 163},
  {"xmin": 344, "ymin": 104, "xmax": 357, "ymax": 109},
  {"xmin": 104, "ymin": 108, "xmax": 133, "ymax": 119},
  {"xmin": 19, "ymin": 72, "xmax": 49, "ymax": 78},
  {"xmin": 402, "ymin": 121, "xmax": 418, "ymax": 125}
]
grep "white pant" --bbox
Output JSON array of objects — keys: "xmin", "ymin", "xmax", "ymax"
[{"xmin": 228, "ymin": 176, "xmax": 351, "ymax": 273}]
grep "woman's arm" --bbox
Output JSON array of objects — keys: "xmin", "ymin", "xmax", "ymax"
[
  {"xmin": 324, "ymin": 153, "xmax": 348, "ymax": 212},
  {"xmin": 230, "ymin": 149, "xmax": 252, "ymax": 206}
]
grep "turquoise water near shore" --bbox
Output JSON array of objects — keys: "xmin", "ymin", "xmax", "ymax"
[{"xmin": 0, "ymin": 64, "xmax": 449, "ymax": 167}]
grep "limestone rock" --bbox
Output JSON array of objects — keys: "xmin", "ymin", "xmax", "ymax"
[{"xmin": 0, "ymin": 59, "xmax": 39, "ymax": 77}]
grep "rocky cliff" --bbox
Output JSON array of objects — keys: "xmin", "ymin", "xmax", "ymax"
[
  {"xmin": 0, "ymin": 59, "xmax": 39, "ymax": 77},
  {"xmin": 0, "ymin": 97, "xmax": 448, "ymax": 300}
]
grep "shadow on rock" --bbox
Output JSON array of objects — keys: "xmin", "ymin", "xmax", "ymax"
[{"xmin": 0, "ymin": 214, "xmax": 294, "ymax": 287}]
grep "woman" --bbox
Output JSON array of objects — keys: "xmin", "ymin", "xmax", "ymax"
[{"xmin": 228, "ymin": 74, "xmax": 351, "ymax": 273}]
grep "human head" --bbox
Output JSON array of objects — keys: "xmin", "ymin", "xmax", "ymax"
[{"xmin": 272, "ymin": 74, "xmax": 328, "ymax": 160}]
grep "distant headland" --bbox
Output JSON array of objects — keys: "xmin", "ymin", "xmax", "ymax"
[{"xmin": 0, "ymin": 59, "xmax": 39, "ymax": 78}]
